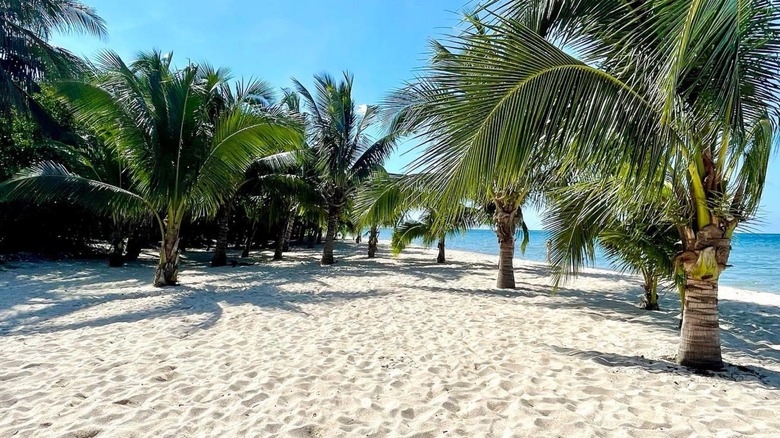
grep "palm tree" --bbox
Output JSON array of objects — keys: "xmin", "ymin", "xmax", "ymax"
[
  {"xmin": 240, "ymin": 156, "xmax": 321, "ymax": 261},
  {"xmin": 391, "ymin": 207, "xmax": 486, "ymax": 263},
  {"xmin": 196, "ymin": 65, "xmax": 279, "ymax": 267},
  {"xmin": 0, "ymin": 51, "xmax": 300, "ymax": 286},
  {"xmin": 600, "ymin": 226, "xmax": 678, "ymax": 312},
  {"xmin": 1, "ymin": 0, "xmax": 106, "ymax": 117},
  {"xmin": 292, "ymin": 72, "xmax": 402, "ymax": 265},
  {"xmin": 354, "ymin": 173, "xmax": 489, "ymax": 263},
  {"xmin": 386, "ymin": 39, "xmax": 551, "ymax": 288},
  {"xmin": 544, "ymin": 179, "xmax": 680, "ymax": 311},
  {"xmin": 72, "ymin": 138, "xmax": 135, "ymax": 267},
  {"xmin": 408, "ymin": 2, "xmax": 779, "ymax": 369}
]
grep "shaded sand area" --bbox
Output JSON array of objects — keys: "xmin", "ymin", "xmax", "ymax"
[{"xmin": 1, "ymin": 244, "xmax": 779, "ymax": 437}]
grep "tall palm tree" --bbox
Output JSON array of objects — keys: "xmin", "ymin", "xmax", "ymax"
[
  {"xmin": 1, "ymin": 0, "xmax": 106, "ymax": 117},
  {"xmin": 408, "ymin": 2, "xmax": 779, "ymax": 369},
  {"xmin": 292, "ymin": 72, "xmax": 402, "ymax": 265},
  {"xmin": 0, "ymin": 51, "xmax": 300, "ymax": 286}
]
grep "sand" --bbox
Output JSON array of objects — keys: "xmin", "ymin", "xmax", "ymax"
[{"xmin": 1, "ymin": 243, "xmax": 779, "ymax": 437}]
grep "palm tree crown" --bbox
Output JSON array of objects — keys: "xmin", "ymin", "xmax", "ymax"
[{"xmin": 0, "ymin": 0, "xmax": 106, "ymax": 114}]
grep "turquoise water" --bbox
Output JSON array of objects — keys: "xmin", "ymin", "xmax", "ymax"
[{"xmin": 383, "ymin": 228, "xmax": 780, "ymax": 294}]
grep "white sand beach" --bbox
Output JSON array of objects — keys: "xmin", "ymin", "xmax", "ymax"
[{"xmin": 1, "ymin": 243, "xmax": 779, "ymax": 437}]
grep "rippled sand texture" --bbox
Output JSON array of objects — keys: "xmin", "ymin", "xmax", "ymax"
[{"xmin": 1, "ymin": 243, "xmax": 779, "ymax": 437}]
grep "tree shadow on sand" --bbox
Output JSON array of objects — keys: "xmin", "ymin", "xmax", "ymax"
[
  {"xmin": 408, "ymin": 257, "xmax": 780, "ymax": 385},
  {"xmin": 0, "ymin": 249, "xmax": 387, "ymax": 336},
  {"xmin": 548, "ymin": 345, "xmax": 780, "ymax": 390},
  {"xmin": 3, "ymin": 242, "xmax": 779, "ymax": 383}
]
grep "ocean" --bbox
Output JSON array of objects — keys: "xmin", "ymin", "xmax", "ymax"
[{"xmin": 381, "ymin": 228, "xmax": 780, "ymax": 294}]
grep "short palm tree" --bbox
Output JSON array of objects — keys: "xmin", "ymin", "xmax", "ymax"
[
  {"xmin": 545, "ymin": 179, "xmax": 680, "ymax": 311},
  {"xmin": 0, "ymin": 51, "xmax": 300, "ymax": 286},
  {"xmin": 197, "ymin": 71, "xmax": 299, "ymax": 267},
  {"xmin": 240, "ymin": 154, "xmax": 321, "ymax": 261},
  {"xmin": 292, "ymin": 72, "xmax": 402, "ymax": 265},
  {"xmin": 391, "ymin": 207, "xmax": 486, "ymax": 264},
  {"xmin": 0, "ymin": 0, "xmax": 106, "ymax": 115},
  {"xmin": 411, "ymin": 2, "xmax": 779, "ymax": 369},
  {"xmin": 354, "ymin": 173, "xmax": 490, "ymax": 263}
]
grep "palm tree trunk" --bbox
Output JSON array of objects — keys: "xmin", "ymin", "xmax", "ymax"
[
  {"xmin": 273, "ymin": 218, "xmax": 288, "ymax": 261},
  {"xmin": 154, "ymin": 225, "xmax": 180, "ymax": 287},
  {"xmin": 676, "ymin": 224, "xmax": 730, "ymax": 370},
  {"xmin": 367, "ymin": 225, "xmax": 379, "ymax": 258},
  {"xmin": 125, "ymin": 225, "xmax": 143, "ymax": 262},
  {"xmin": 640, "ymin": 274, "xmax": 660, "ymax": 311},
  {"xmin": 108, "ymin": 219, "xmax": 125, "ymax": 267},
  {"xmin": 242, "ymin": 223, "xmax": 257, "ymax": 258},
  {"xmin": 321, "ymin": 204, "xmax": 340, "ymax": 265},
  {"xmin": 296, "ymin": 221, "xmax": 306, "ymax": 244},
  {"xmin": 211, "ymin": 205, "xmax": 230, "ymax": 267},
  {"xmin": 437, "ymin": 234, "xmax": 446, "ymax": 263},
  {"xmin": 316, "ymin": 227, "xmax": 323, "ymax": 245},
  {"xmin": 282, "ymin": 212, "xmax": 295, "ymax": 252},
  {"xmin": 307, "ymin": 227, "xmax": 316, "ymax": 248},
  {"xmin": 494, "ymin": 201, "xmax": 517, "ymax": 289}
]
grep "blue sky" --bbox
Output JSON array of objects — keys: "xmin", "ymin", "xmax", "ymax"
[{"xmin": 53, "ymin": 0, "xmax": 780, "ymax": 232}]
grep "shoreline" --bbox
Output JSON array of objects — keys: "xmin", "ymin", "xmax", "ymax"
[
  {"xmin": 1, "ymin": 242, "xmax": 779, "ymax": 436},
  {"xmin": 385, "ymin": 239, "xmax": 780, "ymax": 304}
]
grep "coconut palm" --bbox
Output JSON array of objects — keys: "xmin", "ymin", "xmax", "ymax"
[
  {"xmin": 0, "ymin": 0, "xmax": 106, "ymax": 116},
  {"xmin": 391, "ymin": 207, "xmax": 486, "ymax": 264},
  {"xmin": 197, "ymin": 71, "xmax": 296, "ymax": 267},
  {"xmin": 408, "ymin": 2, "xmax": 779, "ymax": 369},
  {"xmin": 600, "ymin": 226, "xmax": 679, "ymax": 311},
  {"xmin": 239, "ymin": 154, "xmax": 322, "ymax": 261},
  {"xmin": 386, "ymin": 39, "xmax": 554, "ymax": 288},
  {"xmin": 292, "ymin": 72, "xmax": 402, "ymax": 265},
  {"xmin": 354, "ymin": 173, "xmax": 491, "ymax": 263},
  {"xmin": 0, "ymin": 50, "xmax": 300, "ymax": 286},
  {"xmin": 544, "ymin": 179, "xmax": 680, "ymax": 311}
]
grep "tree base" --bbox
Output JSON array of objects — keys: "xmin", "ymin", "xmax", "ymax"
[
  {"xmin": 677, "ymin": 356, "xmax": 724, "ymax": 371},
  {"xmin": 108, "ymin": 253, "xmax": 125, "ymax": 267},
  {"xmin": 496, "ymin": 279, "xmax": 516, "ymax": 289},
  {"xmin": 153, "ymin": 262, "xmax": 178, "ymax": 287},
  {"xmin": 210, "ymin": 253, "xmax": 228, "ymax": 267},
  {"xmin": 639, "ymin": 301, "xmax": 660, "ymax": 311}
]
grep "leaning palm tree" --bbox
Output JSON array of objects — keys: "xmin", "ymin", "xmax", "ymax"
[
  {"xmin": 0, "ymin": 0, "xmax": 106, "ymax": 116},
  {"xmin": 0, "ymin": 51, "xmax": 300, "ymax": 286},
  {"xmin": 406, "ymin": 2, "xmax": 779, "ymax": 369},
  {"xmin": 292, "ymin": 72, "xmax": 402, "ymax": 265}
]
